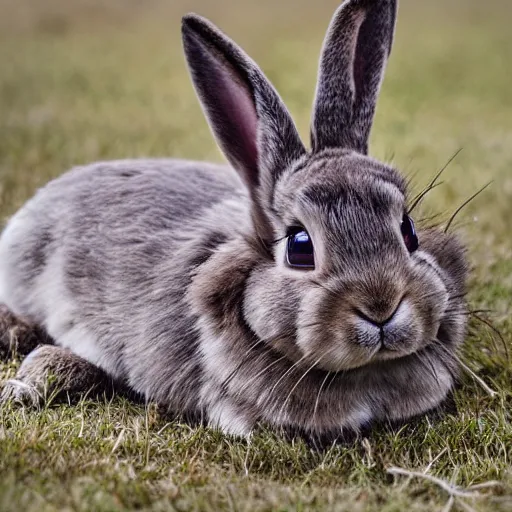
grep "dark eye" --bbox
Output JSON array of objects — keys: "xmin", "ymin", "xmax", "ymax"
[
  {"xmin": 286, "ymin": 228, "xmax": 315, "ymax": 269},
  {"xmin": 401, "ymin": 214, "xmax": 419, "ymax": 253}
]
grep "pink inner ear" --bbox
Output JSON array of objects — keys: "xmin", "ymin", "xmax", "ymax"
[{"xmin": 210, "ymin": 57, "xmax": 260, "ymax": 186}]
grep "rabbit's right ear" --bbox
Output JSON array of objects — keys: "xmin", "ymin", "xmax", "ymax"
[
  {"xmin": 311, "ymin": 0, "xmax": 397, "ymax": 155},
  {"xmin": 182, "ymin": 15, "xmax": 306, "ymax": 196}
]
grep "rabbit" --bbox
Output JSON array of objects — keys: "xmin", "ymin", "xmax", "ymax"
[{"xmin": 0, "ymin": 0, "xmax": 468, "ymax": 438}]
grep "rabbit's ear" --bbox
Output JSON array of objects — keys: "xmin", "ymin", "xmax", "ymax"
[
  {"xmin": 311, "ymin": 0, "xmax": 397, "ymax": 154},
  {"xmin": 182, "ymin": 14, "xmax": 306, "ymax": 193}
]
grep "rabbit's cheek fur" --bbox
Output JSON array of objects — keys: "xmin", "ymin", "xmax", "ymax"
[
  {"xmin": 243, "ymin": 267, "xmax": 304, "ymax": 361},
  {"xmin": 295, "ymin": 285, "xmax": 374, "ymax": 370},
  {"xmin": 413, "ymin": 229, "xmax": 468, "ymax": 349},
  {"xmin": 408, "ymin": 252, "xmax": 450, "ymax": 331}
]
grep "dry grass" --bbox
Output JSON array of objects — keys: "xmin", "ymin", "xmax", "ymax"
[{"xmin": 0, "ymin": 0, "xmax": 511, "ymax": 510}]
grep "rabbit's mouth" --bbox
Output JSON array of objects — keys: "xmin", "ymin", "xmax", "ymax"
[{"xmin": 293, "ymin": 273, "xmax": 449, "ymax": 372}]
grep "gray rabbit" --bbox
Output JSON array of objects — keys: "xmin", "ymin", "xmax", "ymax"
[{"xmin": 0, "ymin": 0, "xmax": 467, "ymax": 437}]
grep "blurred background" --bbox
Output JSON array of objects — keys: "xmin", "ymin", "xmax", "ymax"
[{"xmin": 0, "ymin": 0, "xmax": 511, "ymax": 277}]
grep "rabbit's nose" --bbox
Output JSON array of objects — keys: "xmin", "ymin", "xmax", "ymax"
[
  {"xmin": 354, "ymin": 296, "xmax": 404, "ymax": 328},
  {"xmin": 353, "ymin": 298, "xmax": 415, "ymax": 351}
]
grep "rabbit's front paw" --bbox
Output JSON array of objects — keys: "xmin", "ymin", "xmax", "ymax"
[
  {"xmin": 1, "ymin": 378, "xmax": 42, "ymax": 406},
  {"xmin": 207, "ymin": 399, "xmax": 254, "ymax": 437}
]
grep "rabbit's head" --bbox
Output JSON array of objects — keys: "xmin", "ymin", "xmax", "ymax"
[{"xmin": 183, "ymin": 0, "xmax": 467, "ymax": 425}]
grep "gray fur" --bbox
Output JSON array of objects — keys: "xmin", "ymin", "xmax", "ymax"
[{"xmin": 0, "ymin": 0, "xmax": 468, "ymax": 438}]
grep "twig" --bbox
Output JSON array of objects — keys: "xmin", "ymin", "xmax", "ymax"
[
  {"xmin": 111, "ymin": 428, "xmax": 126, "ymax": 454},
  {"xmin": 425, "ymin": 446, "xmax": 448, "ymax": 473},
  {"xmin": 456, "ymin": 498, "xmax": 478, "ymax": 512},
  {"xmin": 442, "ymin": 495, "xmax": 455, "ymax": 512},
  {"xmin": 468, "ymin": 481, "xmax": 503, "ymax": 491},
  {"xmin": 387, "ymin": 466, "xmax": 488, "ymax": 499},
  {"xmin": 458, "ymin": 359, "xmax": 498, "ymax": 398}
]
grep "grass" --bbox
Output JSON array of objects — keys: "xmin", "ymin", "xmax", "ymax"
[{"xmin": 0, "ymin": 0, "xmax": 511, "ymax": 510}]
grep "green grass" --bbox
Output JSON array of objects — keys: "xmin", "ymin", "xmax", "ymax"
[{"xmin": 0, "ymin": 0, "xmax": 511, "ymax": 510}]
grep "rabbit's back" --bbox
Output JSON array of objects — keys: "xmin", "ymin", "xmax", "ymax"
[{"xmin": 0, "ymin": 159, "xmax": 245, "ymax": 408}]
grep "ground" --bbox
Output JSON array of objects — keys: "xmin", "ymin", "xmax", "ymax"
[{"xmin": 0, "ymin": 0, "xmax": 511, "ymax": 510}]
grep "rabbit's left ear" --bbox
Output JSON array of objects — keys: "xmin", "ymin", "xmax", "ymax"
[
  {"xmin": 182, "ymin": 14, "xmax": 306, "ymax": 196},
  {"xmin": 311, "ymin": 0, "xmax": 397, "ymax": 155}
]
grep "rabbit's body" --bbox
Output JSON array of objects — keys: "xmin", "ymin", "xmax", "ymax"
[
  {"xmin": 0, "ymin": 159, "xmax": 247, "ymax": 416},
  {"xmin": 0, "ymin": 0, "xmax": 469, "ymax": 438},
  {"xmin": 0, "ymin": 154, "xmax": 465, "ymax": 436}
]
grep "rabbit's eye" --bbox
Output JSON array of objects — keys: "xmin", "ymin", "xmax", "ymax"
[
  {"xmin": 401, "ymin": 214, "xmax": 419, "ymax": 253},
  {"xmin": 286, "ymin": 228, "xmax": 315, "ymax": 269}
]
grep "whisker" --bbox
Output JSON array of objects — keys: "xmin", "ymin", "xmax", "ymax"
[
  {"xmin": 264, "ymin": 354, "xmax": 310, "ymax": 410},
  {"xmin": 276, "ymin": 343, "xmax": 346, "ymax": 425},
  {"xmin": 324, "ymin": 369, "xmax": 342, "ymax": 396},
  {"xmin": 277, "ymin": 355, "xmax": 325, "ymax": 421},
  {"xmin": 444, "ymin": 182, "xmax": 492, "ymax": 233},
  {"xmin": 471, "ymin": 313, "xmax": 510, "ymax": 361},
  {"xmin": 418, "ymin": 211, "xmax": 445, "ymax": 224},
  {"xmin": 468, "ymin": 309, "xmax": 495, "ymax": 315},
  {"xmin": 441, "ymin": 309, "xmax": 496, "ymax": 323},
  {"xmin": 409, "ymin": 148, "xmax": 463, "ymax": 213},
  {"xmin": 427, "ymin": 339, "xmax": 460, "ymax": 381},
  {"xmin": 442, "ymin": 308, "xmax": 468, "ymax": 315},
  {"xmin": 238, "ymin": 354, "xmax": 289, "ymax": 394},
  {"xmin": 442, "ymin": 308, "xmax": 494, "ymax": 318},
  {"xmin": 220, "ymin": 337, "xmax": 267, "ymax": 392},
  {"xmin": 313, "ymin": 370, "xmax": 332, "ymax": 424},
  {"xmin": 414, "ymin": 351, "xmax": 442, "ymax": 392},
  {"xmin": 418, "ymin": 289, "xmax": 453, "ymax": 303},
  {"xmin": 408, "ymin": 182, "xmax": 444, "ymax": 213},
  {"xmin": 447, "ymin": 292, "xmax": 469, "ymax": 302}
]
